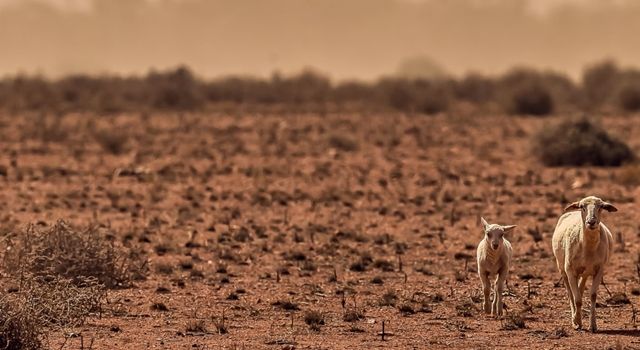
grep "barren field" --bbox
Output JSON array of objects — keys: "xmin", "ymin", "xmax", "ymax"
[{"xmin": 2, "ymin": 112, "xmax": 640, "ymax": 349}]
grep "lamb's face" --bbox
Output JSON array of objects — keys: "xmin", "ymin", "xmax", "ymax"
[
  {"xmin": 485, "ymin": 226, "xmax": 505, "ymax": 250},
  {"xmin": 564, "ymin": 196, "xmax": 618, "ymax": 230},
  {"xmin": 480, "ymin": 217, "xmax": 516, "ymax": 250}
]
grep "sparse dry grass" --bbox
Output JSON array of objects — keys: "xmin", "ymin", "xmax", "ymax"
[
  {"xmin": 304, "ymin": 311, "xmax": 325, "ymax": 331},
  {"xmin": 0, "ymin": 275, "xmax": 104, "ymax": 350},
  {"xmin": 0, "ymin": 219, "xmax": 150, "ymax": 348},
  {"xmin": 3, "ymin": 220, "xmax": 148, "ymax": 288}
]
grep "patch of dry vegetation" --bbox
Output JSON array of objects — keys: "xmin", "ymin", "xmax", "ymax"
[
  {"xmin": 2, "ymin": 60, "xmax": 640, "ymax": 115},
  {"xmin": 3, "ymin": 220, "xmax": 148, "ymax": 288},
  {"xmin": 0, "ymin": 274, "xmax": 106, "ymax": 349},
  {"xmin": 500, "ymin": 69, "xmax": 556, "ymax": 116},
  {"xmin": 534, "ymin": 117, "xmax": 634, "ymax": 166},
  {"xmin": 0, "ymin": 276, "xmax": 104, "ymax": 350},
  {"xmin": 0, "ymin": 220, "xmax": 148, "ymax": 347}
]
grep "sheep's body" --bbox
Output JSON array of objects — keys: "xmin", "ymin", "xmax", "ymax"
[
  {"xmin": 553, "ymin": 211, "xmax": 613, "ymax": 276},
  {"xmin": 477, "ymin": 226, "xmax": 513, "ymax": 316},
  {"xmin": 552, "ymin": 197, "xmax": 615, "ymax": 332}
]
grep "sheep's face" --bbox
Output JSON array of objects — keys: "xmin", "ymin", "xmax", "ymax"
[
  {"xmin": 481, "ymin": 217, "xmax": 516, "ymax": 250},
  {"xmin": 564, "ymin": 196, "xmax": 618, "ymax": 230}
]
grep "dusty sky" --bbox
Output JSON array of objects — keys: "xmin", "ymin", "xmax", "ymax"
[{"xmin": 1, "ymin": 0, "xmax": 639, "ymax": 81}]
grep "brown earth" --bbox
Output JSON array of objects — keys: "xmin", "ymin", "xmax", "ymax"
[{"xmin": 2, "ymin": 111, "xmax": 640, "ymax": 349}]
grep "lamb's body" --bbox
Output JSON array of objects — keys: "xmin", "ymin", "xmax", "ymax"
[
  {"xmin": 552, "ymin": 201, "xmax": 614, "ymax": 332},
  {"xmin": 477, "ymin": 234, "xmax": 512, "ymax": 316}
]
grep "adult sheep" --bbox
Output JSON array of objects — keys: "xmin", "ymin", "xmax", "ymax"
[{"xmin": 552, "ymin": 196, "xmax": 617, "ymax": 332}]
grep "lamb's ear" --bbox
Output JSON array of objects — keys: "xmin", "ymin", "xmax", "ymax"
[
  {"xmin": 564, "ymin": 201, "xmax": 581, "ymax": 212},
  {"xmin": 501, "ymin": 225, "xmax": 516, "ymax": 233},
  {"xmin": 480, "ymin": 217, "xmax": 490, "ymax": 231},
  {"xmin": 601, "ymin": 202, "xmax": 618, "ymax": 212}
]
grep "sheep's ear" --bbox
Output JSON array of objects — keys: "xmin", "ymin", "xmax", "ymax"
[
  {"xmin": 502, "ymin": 225, "xmax": 516, "ymax": 233},
  {"xmin": 602, "ymin": 202, "xmax": 618, "ymax": 212},
  {"xmin": 480, "ymin": 217, "xmax": 490, "ymax": 231},
  {"xmin": 564, "ymin": 201, "xmax": 581, "ymax": 212}
]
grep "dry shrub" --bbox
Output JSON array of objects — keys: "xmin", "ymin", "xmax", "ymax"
[
  {"xmin": 618, "ymin": 81, "xmax": 640, "ymax": 112},
  {"xmin": 502, "ymin": 313, "xmax": 526, "ymax": 330},
  {"xmin": 206, "ymin": 70, "xmax": 331, "ymax": 105},
  {"xmin": 606, "ymin": 292, "xmax": 631, "ymax": 305},
  {"xmin": 397, "ymin": 303, "xmax": 415, "ymax": 315},
  {"xmin": 332, "ymin": 81, "xmax": 374, "ymax": 104},
  {"xmin": 379, "ymin": 290, "xmax": 398, "ymax": 307},
  {"xmin": 328, "ymin": 134, "xmax": 359, "ymax": 152},
  {"xmin": 272, "ymin": 300, "xmax": 299, "ymax": 311},
  {"xmin": 1, "ymin": 76, "xmax": 56, "ymax": 112},
  {"xmin": 0, "ymin": 220, "xmax": 140, "ymax": 347},
  {"xmin": 3, "ymin": 220, "xmax": 148, "ymax": 289},
  {"xmin": 272, "ymin": 70, "xmax": 332, "ymax": 104},
  {"xmin": 147, "ymin": 66, "xmax": 205, "ymax": 110},
  {"xmin": 304, "ymin": 311, "xmax": 325, "ymax": 331},
  {"xmin": 510, "ymin": 83, "xmax": 553, "ymax": 115},
  {"xmin": 501, "ymin": 69, "xmax": 555, "ymax": 116},
  {"xmin": 581, "ymin": 63, "xmax": 640, "ymax": 111},
  {"xmin": 455, "ymin": 301, "xmax": 475, "ymax": 317},
  {"xmin": 414, "ymin": 80, "xmax": 451, "ymax": 114},
  {"xmin": 0, "ymin": 299, "xmax": 42, "ymax": 350},
  {"xmin": 454, "ymin": 73, "xmax": 495, "ymax": 104},
  {"xmin": 378, "ymin": 79, "xmax": 413, "ymax": 111},
  {"xmin": 0, "ymin": 276, "xmax": 104, "ymax": 350},
  {"xmin": 582, "ymin": 60, "xmax": 620, "ymax": 109},
  {"xmin": 377, "ymin": 78, "xmax": 451, "ymax": 114},
  {"xmin": 185, "ymin": 320, "xmax": 207, "ymax": 333},
  {"xmin": 343, "ymin": 309, "xmax": 365, "ymax": 322},
  {"xmin": 94, "ymin": 129, "xmax": 130, "ymax": 155},
  {"xmin": 534, "ymin": 117, "xmax": 634, "ymax": 167}
]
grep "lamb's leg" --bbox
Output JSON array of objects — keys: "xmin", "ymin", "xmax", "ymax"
[
  {"xmin": 491, "ymin": 276, "xmax": 498, "ymax": 316},
  {"xmin": 589, "ymin": 267, "xmax": 603, "ymax": 333},
  {"xmin": 566, "ymin": 269, "xmax": 582, "ymax": 329},
  {"xmin": 494, "ymin": 267, "xmax": 507, "ymax": 317},
  {"xmin": 480, "ymin": 270, "xmax": 491, "ymax": 314}
]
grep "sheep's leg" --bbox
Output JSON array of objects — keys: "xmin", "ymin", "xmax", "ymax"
[
  {"xmin": 561, "ymin": 272, "xmax": 576, "ymax": 317},
  {"xmin": 566, "ymin": 270, "xmax": 582, "ymax": 329},
  {"xmin": 589, "ymin": 267, "xmax": 603, "ymax": 333},
  {"xmin": 494, "ymin": 268, "xmax": 507, "ymax": 317},
  {"xmin": 578, "ymin": 275, "xmax": 588, "ymax": 303},
  {"xmin": 480, "ymin": 270, "xmax": 491, "ymax": 314}
]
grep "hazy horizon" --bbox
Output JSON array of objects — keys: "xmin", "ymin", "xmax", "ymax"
[{"xmin": 2, "ymin": 0, "xmax": 640, "ymax": 81}]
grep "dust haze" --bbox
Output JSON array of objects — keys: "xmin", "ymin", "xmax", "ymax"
[{"xmin": 2, "ymin": 0, "xmax": 640, "ymax": 80}]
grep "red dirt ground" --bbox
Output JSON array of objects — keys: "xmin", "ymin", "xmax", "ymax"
[{"xmin": 2, "ymin": 112, "xmax": 640, "ymax": 349}]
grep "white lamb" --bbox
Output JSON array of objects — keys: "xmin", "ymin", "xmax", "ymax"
[
  {"xmin": 477, "ymin": 217, "xmax": 516, "ymax": 317},
  {"xmin": 552, "ymin": 196, "xmax": 617, "ymax": 332}
]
